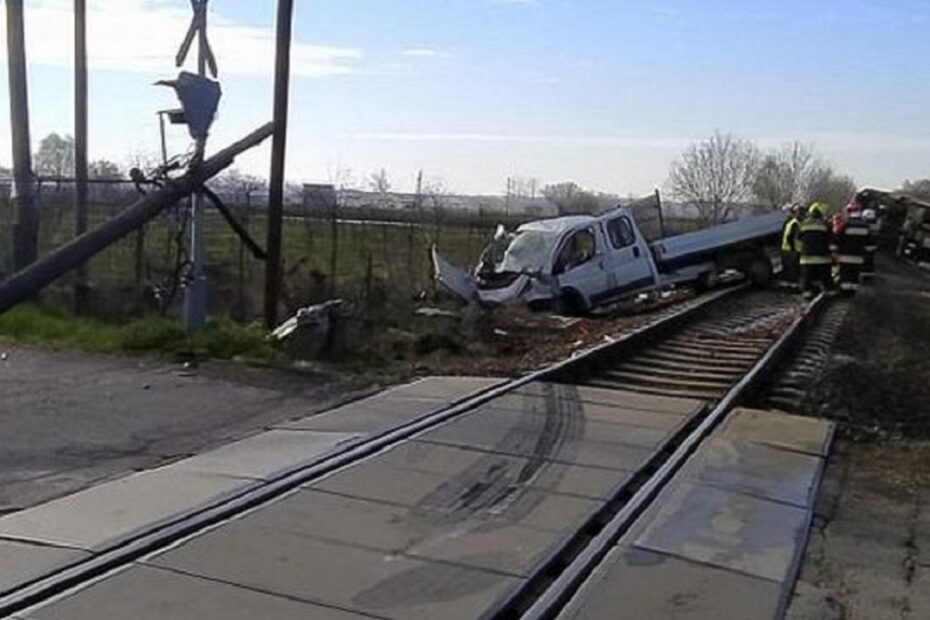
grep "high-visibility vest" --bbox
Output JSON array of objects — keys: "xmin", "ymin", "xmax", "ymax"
[
  {"xmin": 799, "ymin": 218, "xmax": 831, "ymax": 265},
  {"xmin": 781, "ymin": 218, "xmax": 800, "ymax": 253}
]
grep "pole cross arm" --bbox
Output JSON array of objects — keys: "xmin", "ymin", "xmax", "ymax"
[
  {"xmin": 176, "ymin": 0, "xmax": 218, "ymax": 77},
  {"xmin": 0, "ymin": 123, "xmax": 274, "ymax": 315}
]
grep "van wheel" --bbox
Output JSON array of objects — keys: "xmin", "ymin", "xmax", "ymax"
[
  {"xmin": 748, "ymin": 258, "xmax": 773, "ymax": 288},
  {"xmin": 555, "ymin": 290, "xmax": 587, "ymax": 316},
  {"xmin": 694, "ymin": 270, "xmax": 717, "ymax": 293}
]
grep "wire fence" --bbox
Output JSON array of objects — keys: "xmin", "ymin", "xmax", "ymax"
[{"xmin": 0, "ymin": 182, "xmax": 518, "ymax": 321}]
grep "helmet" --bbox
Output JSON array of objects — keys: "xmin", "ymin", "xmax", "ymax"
[{"xmin": 807, "ymin": 202, "xmax": 826, "ymax": 218}]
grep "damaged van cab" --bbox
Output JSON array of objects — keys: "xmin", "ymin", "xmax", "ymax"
[{"xmin": 432, "ymin": 206, "xmax": 785, "ymax": 314}]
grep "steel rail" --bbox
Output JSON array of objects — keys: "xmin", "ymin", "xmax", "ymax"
[
  {"xmin": 0, "ymin": 285, "xmax": 746, "ymax": 619},
  {"xmin": 500, "ymin": 292, "xmax": 827, "ymax": 620}
]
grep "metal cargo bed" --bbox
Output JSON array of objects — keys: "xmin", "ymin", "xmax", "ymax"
[{"xmin": 650, "ymin": 211, "xmax": 786, "ymax": 271}]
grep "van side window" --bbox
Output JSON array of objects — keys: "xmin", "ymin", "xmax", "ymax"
[
  {"xmin": 606, "ymin": 217, "xmax": 636, "ymax": 249},
  {"xmin": 553, "ymin": 228, "xmax": 597, "ymax": 274}
]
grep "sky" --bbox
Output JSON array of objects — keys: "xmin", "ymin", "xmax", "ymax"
[{"xmin": 0, "ymin": 0, "xmax": 928, "ymax": 197}]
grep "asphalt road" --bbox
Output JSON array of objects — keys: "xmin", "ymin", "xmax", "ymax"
[{"xmin": 0, "ymin": 345, "xmax": 369, "ymax": 515}]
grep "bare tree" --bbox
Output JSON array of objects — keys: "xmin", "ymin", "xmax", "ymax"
[
  {"xmin": 805, "ymin": 164, "xmax": 857, "ymax": 212},
  {"xmin": 753, "ymin": 142, "xmax": 817, "ymax": 209},
  {"xmin": 213, "ymin": 168, "xmax": 267, "ymax": 203},
  {"xmin": 901, "ymin": 179, "xmax": 930, "ymax": 201},
  {"xmin": 88, "ymin": 159, "xmax": 122, "ymax": 180},
  {"xmin": 34, "ymin": 133, "xmax": 74, "ymax": 178},
  {"xmin": 507, "ymin": 176, "xmax": 539, "ymax": 200},
  {"xmin": 368, "ymin": 168, "xmax": 391, "ymax": 209},
  {"xmin": 668, "ymin": 132, "xmax": 760, "ymax": 224},
  {"xmin": 542, "ymin": 181, "xmax": 600, "ymax": 215}
]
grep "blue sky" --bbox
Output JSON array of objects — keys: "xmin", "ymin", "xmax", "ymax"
[{"xmin": 1, "ymin": 0, "xmax": 929, "ymax": 195}]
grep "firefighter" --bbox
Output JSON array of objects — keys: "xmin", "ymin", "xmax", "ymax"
[
  {"xmin": 836, "ymin": 203, "xmax": 869, "ymax": 295},
  {"xmin": 861, "ymin": 208, "xmax": 879, "ymax": 280},
  {"xmin": 780, "ymin": 203, "xmax": 802, "ymax": 286},
  {"xmin": 799, "ymin": 202, "xmax": 832, "ymax": 299}
]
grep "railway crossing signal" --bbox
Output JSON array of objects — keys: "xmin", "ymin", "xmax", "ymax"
[{"xmin": 176, "ymin": 0, "xmax": 218, "ymax": 79}]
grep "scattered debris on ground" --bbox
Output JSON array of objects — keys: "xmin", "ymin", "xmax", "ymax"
[{"xmin": 272, "ymin": 299, "xmax": 347, "ymax": 361}]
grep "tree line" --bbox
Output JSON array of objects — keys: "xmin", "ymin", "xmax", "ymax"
[
  {"xmin": 668, "ymin": 132, "xmax": 857, "ymax": 224},
  {"xmin": 10, "ymin": 130, "xmax": 864, "ymax": 223}
]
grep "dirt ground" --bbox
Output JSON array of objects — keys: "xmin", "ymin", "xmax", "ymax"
[
  {"xmin": 0, "ymin": 347, "xmax": 372, "ymax": 515},
  {"xmin": 396, "ymin": 289, "xmax": 696, "ymax": 377},
  {"xmin": 787, "ymin": 258, "xmax": 930, "ymax": 619}
]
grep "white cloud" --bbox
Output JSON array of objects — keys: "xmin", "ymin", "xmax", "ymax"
[
  {"xmin": 0, "ymin": 0, "xmax": 362, "ymax": 78},
  {"xmin": 401, "ymin": 48, "xmax": 440, "ymax": 58}
]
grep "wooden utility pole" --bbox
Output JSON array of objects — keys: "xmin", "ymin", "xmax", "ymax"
[
  {"xmin": 5, "ymin": 0, "xmax": 38, "ymax": 271},
  {"xmin": 73, "ymin": 0, "xmax": 90, "ymax": 310},
  {"xmin": 263, "ymin": 0, "xmax": 295, "ymax": 329}
]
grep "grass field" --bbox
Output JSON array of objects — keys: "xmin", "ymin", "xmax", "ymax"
[{"xmin": 0, "ymin": 303, "xmax": 273, "ymax": 360}]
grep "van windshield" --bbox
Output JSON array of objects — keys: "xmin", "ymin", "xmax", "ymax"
[{"xmin": 498, "ymin": 230, "xmax": 560, "ymax": 274}]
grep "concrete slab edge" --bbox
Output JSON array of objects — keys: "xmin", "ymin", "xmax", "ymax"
[{"xmin": 774, "ymin": 418, "xmax": 837, "ymax": 620}]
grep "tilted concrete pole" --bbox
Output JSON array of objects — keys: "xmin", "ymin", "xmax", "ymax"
[{"xmin": 0, "ymin": 123, "xmax": 274, "ymax": 315}]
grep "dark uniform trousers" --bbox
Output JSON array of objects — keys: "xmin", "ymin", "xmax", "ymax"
[
  {"xmin": 799, "ymin": 218, "xmax": 831, "ymax": 297},
  {"xmin": 862, "ymin": 223, "xmax": 879, "ymax": 279},
  {"xmin": 837, "ymin": 218, "xmax": 869, "ymax": 295}
]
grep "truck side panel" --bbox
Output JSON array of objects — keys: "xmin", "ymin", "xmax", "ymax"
[{"xmin": 650, "ymin": 211, "xmax": 786, "ymax": 271}]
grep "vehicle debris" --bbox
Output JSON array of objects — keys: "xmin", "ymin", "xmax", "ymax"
[
  {"xmin": 414, "ymin": 307, "xmax": 461, "ymax": 319},
  {"xmin": 433, "ymin": 206, "xmax": 785, "ymax": 314},
  {"xmin": 272, "ymin": 299, "xmax": 346, "ymax": 360}
]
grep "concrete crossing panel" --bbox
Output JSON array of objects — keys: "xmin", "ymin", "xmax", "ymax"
[
  {"xmin": 233, "ymin": 489, "xmax": 564, "ymax": 577},
  {"xmin": 414, "ymin": 422, "xmax": 655, "ymax": 472},
  {"xmin": 558, "ymin": 546, "xmax": 783, "ymax": 620},
  {"xmin": 313, "ymin": 441, "xmax": 631, "ymax": 501},
  {"xmin": 720, "ymin": 407, "xmax": 833, "ymax": 456},
  {"xmin": 0, "ymin": 541, "xmax": 89, "ymax": 596},
  {"xmin": 632, "ymin": 481, "xmax": 809, "ymax": 583},
  {"xmin": 425, "ymin": 407, "xmax": 672, "ymax": 450},
  {"xmin": 277, "ymin": 376, "xmax": 503, "ymax": 436},
  {"xmin": 680, "ymin": 437, "xmax": 824, "ymax": 507},
  {"xmin": 21, "ymin": 564, "xmax": 371, "ymax": 620},
  {"xmin": 512, "ymin": 382, "xmax": 705, "ymax": 415},
  {"xmin": 146, "ymin": 524, "xmax": 521, "ymax": 620},
  {"xmin": 490, "ymin": 392, "xmax": 693, "ymax": 430},
  {"xmin": 171, "ymin": 429, "xmax": 359, "ymax": 480},
  {"xmin": 0, "ymin": 468, "xmax": 254, "ymax": 550}
]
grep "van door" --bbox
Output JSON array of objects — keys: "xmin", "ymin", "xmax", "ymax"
[
  {"xmin": 602, "ymin": 215, "xmax": 656, "ymax": 300},
  {"xmin": 552, "ymin": 227, "xmax": 608, "ymax": 308}
]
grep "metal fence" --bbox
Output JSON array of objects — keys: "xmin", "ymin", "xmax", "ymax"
[{"xmin": 0, "ymin": 182, "xmax": 512, "ymax": 320}]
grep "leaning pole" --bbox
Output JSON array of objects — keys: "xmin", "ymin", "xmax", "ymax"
[{"xmin": 0, "ymin": 123, "xmax": 274, "ymax": 315}]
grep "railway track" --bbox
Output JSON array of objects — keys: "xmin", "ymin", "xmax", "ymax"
[
  {"xmin": 755, "ymin": 299, "xmax": 851, "ymax": 412},
  {"xmin": 1, "ymin": 286, "xmax": 824, "ymax": 620}
]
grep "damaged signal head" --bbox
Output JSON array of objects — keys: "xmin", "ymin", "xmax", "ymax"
[{"xmin": 155, "ymin": 71, "xmax": 222, "ymax": 140}]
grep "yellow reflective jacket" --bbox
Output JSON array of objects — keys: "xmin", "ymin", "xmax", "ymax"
[{"xmin": 781, "ymin": 217, "xmax": 800, "ymax": 253}]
